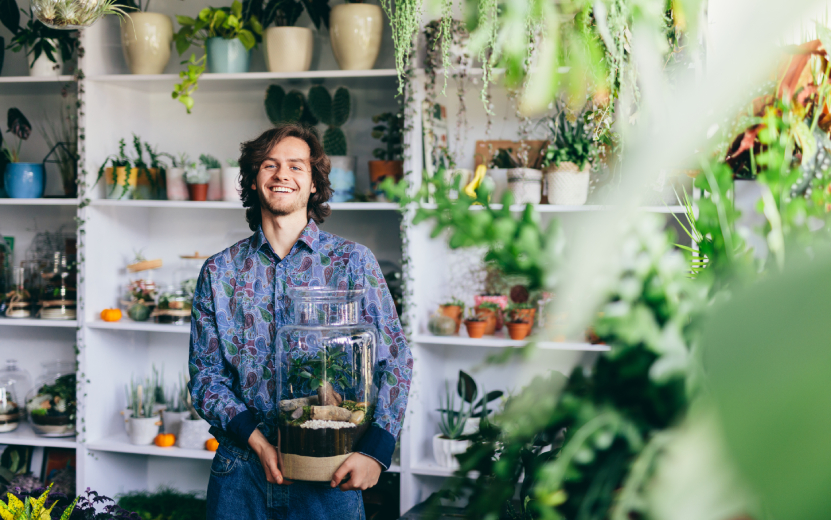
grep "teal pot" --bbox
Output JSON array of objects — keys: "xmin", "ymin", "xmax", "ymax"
[
  {"xmin": 4, "ymin": 163, "xmax": 45, "ymax": 198},
  {"xmin": 206, "ymin": 37, "xmax": 250, "ymax": 73},
  {"xmin": 328, "ymin": 156, "xmax": 356, "ymax": 202}
]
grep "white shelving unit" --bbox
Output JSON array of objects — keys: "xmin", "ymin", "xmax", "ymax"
[{"xmin": 0, "ymin": 3, "xmax": 691, "ymax": 515}]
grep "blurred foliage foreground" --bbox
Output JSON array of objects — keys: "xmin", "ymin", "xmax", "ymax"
[{"xmin": 381, "ymin": 33, "xmax": 831, "ymax": 520}]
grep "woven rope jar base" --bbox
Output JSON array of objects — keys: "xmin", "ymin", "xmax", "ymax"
[
  {"xmin": 544, "ymin": 162, "xmax": 590, "ymax": 205},
  {"xmin": 282, "ymin": 453, "xmax": 352, "ymax": 482}
]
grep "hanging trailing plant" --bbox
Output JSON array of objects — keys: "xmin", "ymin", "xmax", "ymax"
[{"xmin": 379, "ymin": 0, "xmax": 421, "ymax": 95}]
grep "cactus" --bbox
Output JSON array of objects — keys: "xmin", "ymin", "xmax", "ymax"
[
  {"xmin": 371, "ymin": 111, "xmax": 404, "ymax": 161},
  {"xmin": 308, "ymin": 85, "xmax": 351, "ymax": 156},
  {"xmin": 264, "ymin": 85, "xmax": 318, "ymax": 127}
]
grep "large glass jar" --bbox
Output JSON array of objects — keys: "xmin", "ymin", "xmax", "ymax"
[
  {"xmin": 154, "ymin": 285, "xmax": 192, "ymax": 325},
  {"xmin": 0, "ymin": 236, "xmax": 10, "ymax": 315},
  {"xmin": 175, "ymin": 253, "xmax": 208, "ymax": 298},
  {"xmin": 39, "ymin": 253, "xmax": 77, "ymax": 320},
  {"xmin": 123, "ymin": 258, "xmax": 162, "ymax": 322},
  {"xmin": 0, "ymin": 360, "xmax": 31, "ymax": 432},
  {"xmin": 278, "ymin": 288, "xmax": 377, "ymax": 482},
  {"xmin": 5, "ymin": 267, "xmax": 32, "ymax": 318},
  {"xmin": 26, "ymin": 361, "xmax": 76, "ymax": 437}
]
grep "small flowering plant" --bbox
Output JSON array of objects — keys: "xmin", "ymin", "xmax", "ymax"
[{"xmin": 183, "ymin": 162, "xmax": 209, "ymax": 185}]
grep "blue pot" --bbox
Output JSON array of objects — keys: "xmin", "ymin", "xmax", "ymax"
[
  {"xmin": 4, "ymin": 163, "xmax": 45, "ymax": 198},
  {"xmin": 329, "ymin": 156, "xmax": 356, "ymax": 202},
  {"xmin": 206, "ymin": 37, "xmax": 250, "ymax": 73}
]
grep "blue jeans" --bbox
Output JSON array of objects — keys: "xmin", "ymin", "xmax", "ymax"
[{"xmin": 206, "ymin": 443, "xmax": 366, "ymax": 520}]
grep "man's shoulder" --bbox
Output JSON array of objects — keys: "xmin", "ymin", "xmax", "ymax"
[
  {"xmin": 203, "ymin": 235, "xmax": 256, "ymax": 273},
  {"xmin": 316, "ymin": 229, "xmax": 370, "ymax": 258}
]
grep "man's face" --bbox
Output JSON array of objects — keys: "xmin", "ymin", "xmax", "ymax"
[{"xmin": 254, "ymin": 136, "xmax": 316, "ymax": 220}]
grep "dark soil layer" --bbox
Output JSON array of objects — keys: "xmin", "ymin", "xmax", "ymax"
[{"xmin": 280, "ymin": 422, "xmax": 369, "ymax": 457}]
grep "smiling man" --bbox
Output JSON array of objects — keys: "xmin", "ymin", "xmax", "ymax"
[{"xmin": 188, "ymin": 124, "xmax": 412, "ymax": 520}]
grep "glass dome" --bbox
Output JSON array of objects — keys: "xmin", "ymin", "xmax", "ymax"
[
  {"xmin": 154, "ymin": 285, "xmax": 192, "ymax": 325},
  {"xmin": 0, "ymin": 360, "xmax": 31, "ymax": 433},
  {"xmin": 278, "ymin": 287, "xmax": 377, "ymax": 482},
  {"xmin": 31, "ymin": 0, "xmax": 127, "ymax": 30},
  {"xmin": 26, "ymin": 361, "xmax": 76, "ymax": 437}
]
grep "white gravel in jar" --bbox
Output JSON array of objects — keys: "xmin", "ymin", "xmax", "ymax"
[{"xmin": 300, "ymin": 420, "xmax": 357, "ymax": 430}]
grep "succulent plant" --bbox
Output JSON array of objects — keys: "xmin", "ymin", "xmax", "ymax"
[
  {"xmin": 308, "ymin": 85, "xmax": 351, "ymax": 156},
  {"xmin": 264, "ymin": 85, "xmax": 318, "ymax": 127},
  {"xmin": 371, "ymin": 111, "xmax": 404, "ymax": 161}
]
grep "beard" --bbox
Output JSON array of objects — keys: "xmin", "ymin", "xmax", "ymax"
[{"xmin": 258, "ymin": 185, "xmax": 311, "ymax": 219}]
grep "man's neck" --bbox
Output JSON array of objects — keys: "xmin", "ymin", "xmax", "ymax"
[{"xmin": 260, "ymin": 209, "xmax": 309, "ymax": 259}]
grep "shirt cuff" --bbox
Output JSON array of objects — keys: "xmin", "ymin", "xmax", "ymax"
[
  {"xmin": 355, "ymin": 425, "xmax": 396, "ymax": 470},
  {"xmin": 227, "ymin": 409, "xmax": 259, "ymax": 446}
]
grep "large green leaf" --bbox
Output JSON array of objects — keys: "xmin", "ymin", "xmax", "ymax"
[{"xmin": 0, "ymin": 0, "xmax": 18, "ymax": 34}]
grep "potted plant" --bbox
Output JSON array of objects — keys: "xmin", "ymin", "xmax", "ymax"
[
  {"xmin": 439, "ymin": 298, "xmax": 464, "ymax": 334},
  {"xmin": 494, "ymin": 147, "xmax": 544, "ymax": 205},
  {"xmin": 506, "ymin": 317, "xmax": 532, "ymax": 340},
  {"xmin": 440, "ymin": 370, "xmax": 503, "ymax": 437},
  {"xmin": 118, "ymin": 0, "xmax": 174, "ymax": 74},
  {"xmin": 162, "ymin": 372, "xmax": 192, "ymax": 436},
  {"xmin": 172, "ymin": 0, "xmax": 261, "ymax": 113},
  {"xmin": 165, "ymin": 152, "xmax": 188, "ymax": 201},
  {"xmin": 329, "ymin": 0, "xmax": 382, "ymax": 70},
  {"xmin": 308, "ymin": 85, "xmax": 354, "ymax": 202},
  {"xmin": 474, "ymin": 301, "xmax": 501, "ymax": 335},
  {"xmin": 29, "ymin": 0, "xmax": 128, "ymax": 29},
  {"xmin": 125, "ymin": 378, "xmax": 161, "ymax": 445},
  {"xmin": 433, "ymin": 379, "xmax": 471, "ymax": 468},
  {"xmin": 7, "ymin": 10, "xmax": 76, "ymax": 77},
  {"xmin": 427, "ymin": 310, "xmax": 457, "ymax": 336},
  {"xmin": 2, "ymin": 108, "xmax": 45, "ymax": 199},
  {"xmin": 154, "ymin": 284, "xmax": 192, "ymax": 323},
  {"xmin": 245, "ymin": 0, "xmax": 330, "ymax": 72},
  {"xmin": 97, "ymin": 135, "xmax": 169, "ymax": 200},
  {"xmin": 369, "ymin": 111, "xmax": 404, "ymax": 198},
  {"xmin": 264, "ymin": 84, "xmax": 318, "ymax": 126},
  {"xmin": 200, "ymin": 154, "xmax": 222, "ymax": 201},
  {"xmin": 222, "ymin": 158, "xmax": 240, "ymax": 202},
  {"xmin": 541, "ymin": 103, "xmax": 598, "ymax": 206},
  {"xmin": 463, "ymin": 311, "xmax": 487, "ymax": 339},
  {"xmin": 183, "ymin": 160, "xmax": 209, "ymax": 201},
  {"xmin": 36, "ymin": 96, "xmax": 78, "ymax": 197}
]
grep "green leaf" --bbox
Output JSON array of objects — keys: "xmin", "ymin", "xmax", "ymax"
[
  {"xmin": 238, "ymin": 30, "xmax": 256, "ymax": 51},
  {"xmin": 300, "ymin": 371, "xmax": 312, "ymax": 379},
  {"xmin": 231, "ymin": 0, "xmax": 242, "ymax": 18},
  {"xmin": 176, "ymin": 15, "xmax": 196, "ymax": 26}
]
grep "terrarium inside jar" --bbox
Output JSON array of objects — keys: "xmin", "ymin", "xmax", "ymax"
[
  {"xmin": 154, "ymin": 285, "xmax": 192, "ymax": 325},
  {"xmin": 278, "ymin": 288, "xmax": 377, "ymax": 482},
  {"xmin": 39, "ymin": 253, "xmax": 77, "ymax": 320},
  {"xmin": 26, "ymin": 361, "xmax": 76, "ymax": 437},
  {"xmin": 0, "ymin": 360, "xmax": 31, "ymax": 433},
  {"xmin": 5, "ymin": 267, "xmax": 32, "ymax": 318},
  {"xmin": 122, "ymin": 258, "xmax": 162, "ymax": 322}
]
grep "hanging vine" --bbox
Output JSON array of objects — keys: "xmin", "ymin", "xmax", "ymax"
[{"xmin": 380, "ymin": 0, "xmax": 422, "ymax": 95}]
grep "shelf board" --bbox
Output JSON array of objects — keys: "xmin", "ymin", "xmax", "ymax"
[
  {"xmin": 418, "ymin": 203, "xmax": 685, "ymax": 213},
  {"xmin": 87, "ymin": 319, "xmax": 191, "ymax": 334},
  {"xmin": 414, "ymin": 332, "xmax": 609, "ymax": 351},
  {"xmin": 90, "ymin": 199, "xmax": 399, "ymax": 210},
  {"xmin": 87, "ymin": 69, "xmax": 400, "ymax": 93},
  {"xmin": 87, "ymin": 433, "xmax": 215, "ymax": 460},
  {"xmin": 0, "ymin": 422, "xmax": 78, "ymax": 448},
  {"xmin": 0, "ymin": 198, "xmax": 79, "ymax": 206},
  {"xmin": 0, "ymin": 317, "xmax": 77, "ymax": 328},
  {"xmin": 0, "ymin": 75, "xmax": 76, "ymax": 94},
  {"xmin": 410, "ymin": 461, "xmax": 477, "ymax": 478}
]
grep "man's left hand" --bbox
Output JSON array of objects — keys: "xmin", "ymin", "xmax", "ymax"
[{"xmin": 330, "ymin": 453, "xmax": 383, "ymax": 491}]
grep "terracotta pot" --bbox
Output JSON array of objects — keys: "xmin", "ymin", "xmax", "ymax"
[
  {"xmin": 105, "ymin": 167, "xmax": 138, "ymax": 199},
  {"xmin": 511, "ymin": 308, "xmax": 536, "ymax": 325},
  {"xmin": 506, "ymin": 321, "xmax": 532, "ymax": 340},
  {"xmin": 187, "ymin": 183, "xmax": 208, "ymax": 201},
  {"xmin": 475, "ymin": 306, "xmax": 498, "ymax": 335},
  {"xmin": 329, "ymin": 4, "xmax": 384, "ymax": 70},
  {"xmin": 264, "ymin": 27, "xmax": 313, "ymax": 72},
  {"xmin": 120, "ymin": 12, "xmax": 173, "ymax": 74},
  {"xmin": 368, "ymin": 160, "xmax": 403, "ymax": 194},
  {"xmin": 464, "ymin": 319, "xmax": 487, "ymax": 339},
  {"xmin": 440, "ymin": 304, "xmax": 462, "ymax": 334}
]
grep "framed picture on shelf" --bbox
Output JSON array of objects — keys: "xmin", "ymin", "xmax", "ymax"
[{"xmin": 41, "ymin": 448, "xmax": 75, "ymax": 488}]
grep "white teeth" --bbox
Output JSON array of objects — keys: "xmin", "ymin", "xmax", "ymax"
[{"xmin": 271, "ymin": 187, "xmax": 293, "ymax": 193}]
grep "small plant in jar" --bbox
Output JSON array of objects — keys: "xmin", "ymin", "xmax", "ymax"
[
  {"xmin": 26, "ymin": 367, "xmax": 75, "ymax": 437},
  {"xmin": 122, "ymin": 254, "xmax": 161, "ymax": 322},
  {"xmin": 154, "ymin": 285, "xmax": 192, "ymax": 325}
]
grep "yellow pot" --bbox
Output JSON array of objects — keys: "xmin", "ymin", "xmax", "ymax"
[{"xmin": 105, "ymin": 167, "xmax": 138, "ymax": 200}]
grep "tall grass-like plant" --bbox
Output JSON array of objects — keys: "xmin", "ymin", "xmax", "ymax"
[{"xmin": 438, "ymin": 381, "xmax": 471, "ymax": 440}]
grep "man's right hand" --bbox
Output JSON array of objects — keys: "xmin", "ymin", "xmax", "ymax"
[{"xmin": 248, "ymin": 429, "xmax": 292, "ymax": 485}]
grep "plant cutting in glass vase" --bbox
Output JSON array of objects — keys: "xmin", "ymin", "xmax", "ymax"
[{"xmin": 172, "ymin": 0, "xmax": 261, "ymax": 113}]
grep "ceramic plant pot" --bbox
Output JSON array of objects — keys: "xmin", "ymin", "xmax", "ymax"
[
  {"xmin": 166, "ymin": 167, "xmax": 187, "ymax": 201},
  {"xmin": 475, "ymin": 307, "xmax": 498, "ymax": 335},
  {"xmin": 222, "ymin": 166, "xmax": 241, "ymax": 202},
  {"xmin": 368, "ymin": 160, "xmax": 403, "ymax": 197},
  {"xmin": 329, "ymin": 4, "xmax": 383, "ymax": 70},
  {"xmin": 462, "ymin": 417, "xmax": 480, "ymax": 436},
  {"xmin": 264, "ymin": 27, "xmax": 313, "ymax": 72},
  {"xmin": 329, "ymin": 156, "xmax": 356, "ymax": 203},
  {"xmin": 161, "ymin": 410, "xmax": 192, "ymax": 436},
  {"xmin": 105, "ymin": 167, "xmax": 138, "ymax": 200},
  {"xmin": 187, "ymin": 183, "xmax": 208, "ymax": 201},
  {"xmin": 507, "ymin": 168, "xmax": 542, "ymax": 205},
  {"xmin": 439, "ymin": 304, "xmax": 463, "ymax": 334},
  {"xmin": 177, "ymin": 417, "xmax": 212, "ymax": 449},
  {"xmin": 506, "ymin": 321, "xmax": 532, "ymax": 340},
  {"xmin": 4, "ymin": 163, "xmax": 45, "ymax": 198},
  {"xmin": 134, "ymin": 167, "xmax": 162, "ymax": 200},
  {"xmin": 433, "ymin": 433, "xmax": 470, "ymax": 469},
  {"xmin": 206, "ymin": 37, "xmax": 250, "ymax": 73},
  {"xmin": 128, "ymin": 416, "xmax": 162, "ymax": 445},
  {"xmin": 207, "ymin": 168, "xmax": 222, "ymax": 201},
  {"xmin": 121, "ymin": 408, "xmax": 133, "ymax": 433},
  {"xmin": 27, "ymin": 41, "xmax": 62, "ymax": 77},
  {"xmin": 487, "ymin": 168, "xmax": 509, "ymax": 204},
  {"xmin": 120, "ymin": 12, "xmax": 173, "ymax": 74},
  {"xmin": 543, "ymin": 162, "xmax": 589, "ymax": 205},
  {"xmin": 464, "ymin": 319, "xmax": 486, "ymax": 339}
]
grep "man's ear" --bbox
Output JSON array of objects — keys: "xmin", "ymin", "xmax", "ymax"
[{"xmin": 311, "ymin": 182, "xmax": 317, "ymax": 194}]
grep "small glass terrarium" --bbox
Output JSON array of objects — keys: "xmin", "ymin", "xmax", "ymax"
[
  {"xmin": 175, "ymin": 253, "xmax": 208, "ymax": 297},
  {"xmin": 122, "ymin": 258, "xmax": 162, "ymax": 322},
  {"xmin": 39, "ymin": 252, "xmax": 77, "ymax": 320},
  {"xmin": 278, "ymin": 288, "xmax": 377, "ymax": 482},
  {"xmin": 5, "ymin": 267, "xmax": 32, "ymax": 318},
  {"xmin": 26, "ymin": 361, "xmax": 76, "ymax": 437},
  {"xmin": 154, "ymin": 285, "xmax": 192, "ymax": 325},
  {"xmin": 0, "ymin": 360, "xmax": 31, "ymax": 433}
]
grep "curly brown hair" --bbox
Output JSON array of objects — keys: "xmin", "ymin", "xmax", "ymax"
[{"xmin": 238, "ymin": 124, "xmax": 332, "ymax": 231}]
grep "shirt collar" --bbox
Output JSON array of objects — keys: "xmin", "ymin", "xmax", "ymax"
[{"xmin": 251, "ymin": 219, "xmax": 320, "ymax": 258}]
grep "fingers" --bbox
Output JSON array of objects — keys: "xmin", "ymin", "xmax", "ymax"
[{"xmin": 331, "ymin": 458, "xmax": 353, "ymax": 488}]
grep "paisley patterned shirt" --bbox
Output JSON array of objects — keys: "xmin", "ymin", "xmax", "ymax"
[{"xmin": 188, "ymin": 220, "xmax": 412, "ymax": 468}]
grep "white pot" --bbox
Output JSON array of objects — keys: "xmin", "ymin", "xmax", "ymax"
[
  {"xmin": 329, "ymin": 156, "xmax": 356, "ymax": 203},
  {"xmin": 329, "ymin": 4, "xmax": 383, "ymax": 70},
  {"xmin": 543, "ymin": 163, "xmax": 589, "ymax": 205},
  {"xmin": 161, "ymin": 410, "xmax": 192, "ymax": 436},
  {"xmin": 177, "ymin": 417, "xmax": 212, "ymax": 449},
  {"xmin": 487, "ymin": 168, "xmax": 508, "ymax": 204},
  {"xmin": 222, "ymin": 166, "xmax": 241, "ymax": 202},
  {"xmin": 166, "ymin": 167, "xmax": 188, "ymax": 201},
  {"xmin": 433, "ymin": 433, "xmax": 470, "ymax": 469},
  {"xmin": 128, "ymin": 415, "xmax": 161, "ymax": 445},
  {"xmin": 462, "ymin": 417, "xmax": 480, "ymax": 436},
  {"xmin": 264, "ymin": 27, "xmax": 313, "ymax": 72},
  {"xmin": 207, "ymin": 168, "xmax": 222, "ymax": 201},
  {"xmin": 27, "ymin": 42, "xmax": 63, "ymax": 77},
  {"xmin": 120, "ymin": 12, "xmax": 173, "ymax": 74},
  {"xmin": 507, "ymin": 168, "xmax": 542, "ymax": 205}
]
